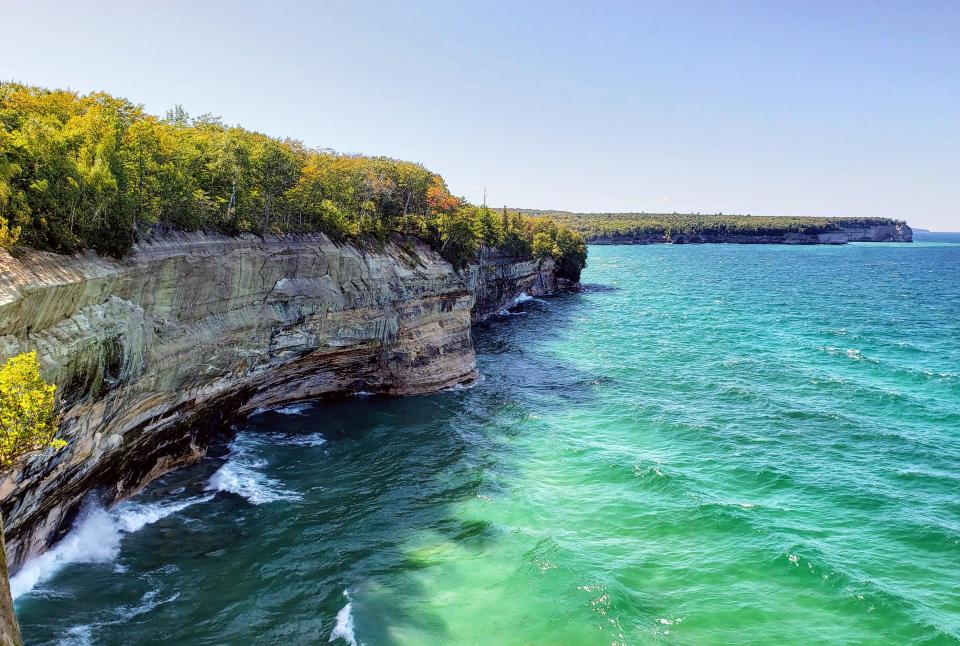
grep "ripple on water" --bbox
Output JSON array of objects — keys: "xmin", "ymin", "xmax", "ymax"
[{"xmin": 14, "ymin": 242, "xmax": 960, "ymax": 645}]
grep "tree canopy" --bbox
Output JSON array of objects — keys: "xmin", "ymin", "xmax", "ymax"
[{"xmin": 0, "ymin": 83, "xmax": 586, "ymax": 280}]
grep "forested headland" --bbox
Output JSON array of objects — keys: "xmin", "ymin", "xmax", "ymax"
[
  {"xmin": 0, "ymin": 83, "xmax": 586, "ymax": 280},
  {"xmin": 517, "ymin": 210, "xmax": 908, "ymax": 242}
]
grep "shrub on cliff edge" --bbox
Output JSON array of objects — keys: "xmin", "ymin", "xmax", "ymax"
[{"xmin": 0, "ymin": 351, "xmax": 63, "ymax": 470}]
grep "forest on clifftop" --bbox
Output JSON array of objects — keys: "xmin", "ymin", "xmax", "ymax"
[
  {"xmin": 0, "ymin": 83, "xmax": 586, "ymax": 279},
  {"xmin": 517, "ymin": 209, "xmax": 905, "ymax": 241}
]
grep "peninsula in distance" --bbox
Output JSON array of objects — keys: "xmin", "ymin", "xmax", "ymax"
[{"xmin": 517, "ymin": 210, "xmax": 913, "ymax": 245}]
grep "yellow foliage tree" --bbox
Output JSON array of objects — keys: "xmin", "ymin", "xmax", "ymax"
[
  {"xmin": 0, "ymin": 351, "xmax": 63, "ymax": 470},
  {"xmin": 0, "ymin": 216, "xmax": 19, "ymax": 251}
]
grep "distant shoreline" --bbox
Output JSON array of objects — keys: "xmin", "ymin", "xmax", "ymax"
[{"xmin": 514, "ymin": 210, "xmax": 912, "ymax": 245}]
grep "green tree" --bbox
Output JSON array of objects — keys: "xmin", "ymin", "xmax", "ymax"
[
  {"xmin": 438, "ymin": 207, "xmax": 480, "ymax": 268},
  {"xmin": 552, "ymin": 228, "xmax": 587, "ymax": 281},
  {"xmin": 472, "ymin": 205, "xmax": 503, "ymax": 247}
]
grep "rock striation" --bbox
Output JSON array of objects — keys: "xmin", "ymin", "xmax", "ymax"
[
  {"xmin": 588, "ymin": 222, "xmax": 913, "ymax": 245},
  {"xmin": 0, "ymin": 233, "xmax": 563, "ymax": 571}
]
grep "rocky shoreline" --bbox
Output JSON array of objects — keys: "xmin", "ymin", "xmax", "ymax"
[{"xmin": 0, "ymin": 233, "xmax": 568, "ymax": 573}]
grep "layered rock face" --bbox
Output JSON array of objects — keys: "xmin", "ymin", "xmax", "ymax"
[
  {"xmin": 589, "ymin": 223, "xmax": 913, "ymax": 245},
  {"xmin": 840, "ymin": 223, "xmax": 913, "ymax": 242},
  {"xmin": 466, "ymin": 247, "xmax": 560, "ymax": 321},
  {"xmin": 0, "ymin": 233, "xmax": 561, "ymax": 570}
]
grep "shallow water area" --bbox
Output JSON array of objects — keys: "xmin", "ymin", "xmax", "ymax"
[{"xmin": 12, "ymin": 236, "xmax": 960, "ymax": 645}]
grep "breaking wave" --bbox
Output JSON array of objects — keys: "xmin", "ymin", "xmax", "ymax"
[
  {"xmin": 206, "ymin": 435, "xmax": 302, "ymax": 505},
  {"xmin": 11, "ymin": 495, "xmax": 212, "ymax": 600},
  {"xmin": 329, "ymin": 589, "xmax": 360, "ymax": 645},
  {"xmin": 498, "ymin": 291, "xmax": 547, "ymax": 315}
]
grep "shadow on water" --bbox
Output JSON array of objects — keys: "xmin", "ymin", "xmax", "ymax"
[{"xmin": 14, "ymin": 288, "xmax": 608, "ymax": 645}]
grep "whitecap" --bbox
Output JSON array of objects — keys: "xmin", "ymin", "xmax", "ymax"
[
  {"xmin": 11, "ymin": 495, "xmax": 212, "ymax": 600},
  {"xmin": 206, "ymin": 435, "xmax": 301, "ymax": 505},
  {"xmin": 329, "ymin": 589, "xmax": 361, "ymax": 645}
]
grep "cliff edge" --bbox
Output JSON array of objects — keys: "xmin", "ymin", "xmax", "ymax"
[{"xmin": 0, "ymin": 233, "xmax": 563, "ymax": 571}]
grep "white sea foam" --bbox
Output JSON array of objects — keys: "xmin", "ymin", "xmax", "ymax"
[
  {"xmin": 113, "ymin": 589, "xmax": 181, "ymax": 623},
  {"xmin": 11, "ymin": 495, "xmax": 212, "ymax": 600},
  {"xmin": 273, "ymin": 403, "xmax": 313, "ymax": 415},
  {"xmin": 206, "ymin": 435, "xmax": 301, "ymax": 505},
  {"xmin": 514, "ymin": 292, "xmax": 534, "ymax": 304},
  {"xmin": 264, "ymin": 432, "xmax": 328, "ymax": 447},
  {"xmin": 497, "ymin": 291, "xmax": 546, "ymax": 315},
  {"xmin": 329, "ymin": 589, "xmax": 360, "ymax": 645},
  {"xmin": 56, "ymin": 624, "xmax": 93, "ymax": 646},
  {"xmin": 53, "ymin": 590, "xmax": 181, "ymax": 644},
  {"xmin": 251, "ymin": 402, "xmax": 314, "ymax": 416}
]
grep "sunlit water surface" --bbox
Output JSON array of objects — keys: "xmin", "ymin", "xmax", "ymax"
[{"xmin": 13, "ymin": 237, "xmax": 960, "ymax": 645}]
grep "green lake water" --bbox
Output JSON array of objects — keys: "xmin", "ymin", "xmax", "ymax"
[{"xmin": 12, "ymin": 239, "xmax": 960, "ymax": 645}]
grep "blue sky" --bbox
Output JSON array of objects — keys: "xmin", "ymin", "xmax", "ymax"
[{"xmin": 2, "ymin": 0, "xmax": 958, "ymax": 230}]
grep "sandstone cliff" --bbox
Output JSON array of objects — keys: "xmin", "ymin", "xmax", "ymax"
[
  {"xmin": 588, "ymin": 222, "xmax": 913, "ymax": 245},
  {"xmin": 0, "ymin": 233, "xmax": 562, "ymax": 571}
]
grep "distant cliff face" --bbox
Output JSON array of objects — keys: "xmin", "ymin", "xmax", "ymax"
[
  {"xmin": 0, "ymin": 233, "xmax": 562, "ymax": 570},
  {"xmin": 588, "ymin": 223, "xmax": 913, "ymax": 245},
  {"xmin": 841, "ymin": 222, "xmax": 913, "ymax": 242}
]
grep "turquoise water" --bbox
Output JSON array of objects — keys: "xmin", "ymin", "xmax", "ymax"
[{"xmin": 12, "ymin": 240, "xmax": 960, "ymax": 645}]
